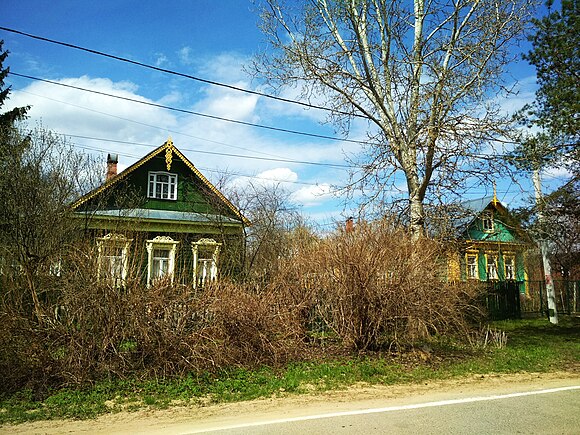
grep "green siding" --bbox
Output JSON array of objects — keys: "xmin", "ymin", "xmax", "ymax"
[
  {"xmin": 516, "ymin": 252, "xmax": 525, "ymax": 281},
  {"xmin": 78, "ymin": 153, "xmax": 238, "ymax": 219},
  {"xmin": 498, "ymin": 251, "xmax": 505, "ymax": 281},
  {"xmin": 466, "ymin": 212, "xmax": 521, "ymax": 243}
]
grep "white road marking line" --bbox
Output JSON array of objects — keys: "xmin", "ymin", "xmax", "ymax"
[{"xmin": 184, "ymin": 385, "xmax": 580, "ymax": 434}]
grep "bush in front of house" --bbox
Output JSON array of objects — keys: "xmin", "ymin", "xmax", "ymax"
[{"xmin": 0, "ymin": 220, "xmax": 483, "ymax": 397}]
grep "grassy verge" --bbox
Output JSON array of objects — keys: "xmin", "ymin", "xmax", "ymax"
[{"xmin": 1, "ymin": 317, "xmax": 578, "ymax": 425}]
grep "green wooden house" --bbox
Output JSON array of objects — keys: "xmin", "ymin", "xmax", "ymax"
[
  {"xmin": 448, "ymin": 195, "xmax": 532, "ymax": 294},
  {"xmin": 72, "ymin": 139, "xmax": 248, "ymax": 288}
]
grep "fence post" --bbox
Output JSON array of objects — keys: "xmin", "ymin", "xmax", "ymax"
[
  {"xmin": 574, "ymin": 281, "xmax": 578, "ymax": 313},
  {"xmin": 566, "ymin": 280, "xmax": 572, "ymax": 315}
]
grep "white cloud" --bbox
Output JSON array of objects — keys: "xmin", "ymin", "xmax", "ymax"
[
  {"xmin": 497, "ymin": 75, "xmax": 538, "ymax": 116},
  {"xmin": 154, "ymin": 53, "xmax": 169, "ymax": 67},
  {"xmin": 196, "ymin": 52, "xmax": 250, "ymax": 83},
  {"xmin": 196, "ymin": 87, "xmax": 259, "ymax": 122},
  {"xmin": 257, "ymin": 167, "xmax": 298, "ymax": 183},
  {"xmin": 8, "ymin": 76, "xmax": 178, "ymax": 164},
  {"xmin": 292, "ymin": 183, "xmax": 333, "ymax": 206},
  {"xmin": 178, "ymin": 46, "xmax": 194, "ymax": 65},
  {"xmin": 230, "ymin": 167, "xmax": 299, "ymax": 190}
]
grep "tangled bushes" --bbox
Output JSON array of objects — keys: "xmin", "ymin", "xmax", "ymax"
[
  {"xmin": 0, "ymin": 221, "xmax": 483, "ymax": 396},
  {"xmin": 276, "ymin": 220, "xmax": 483, "ymax": 351}
]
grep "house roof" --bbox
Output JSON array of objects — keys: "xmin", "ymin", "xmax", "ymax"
[
  {"xmin": 72, "ymin": 139, "xmax": 249, "ymax": 225},
  {"xmin": 455, "ymin": 195, "xmax": 531, "ymax": 244},
  {"xmin": 454, "ymin": 195, "xmax": 498, "ymax": 231},
  {"xmin": 87, "ymin": 209, "xmax": 243, "ymax": 225}
]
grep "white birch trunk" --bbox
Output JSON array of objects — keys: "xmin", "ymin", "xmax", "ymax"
[{"xmin": 533, "ymin": 169, "xmax": 558, "ymax": 324}]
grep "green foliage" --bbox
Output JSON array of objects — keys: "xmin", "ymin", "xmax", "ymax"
[
  {"xmin": 0, "ymin": 40, "xmax": 29, "ymax": 126},
  {"xmin": 525, "ymin": 0, "xmax": 579, "ymax": 141},
  {"xmin": 514, "ymin": 1, "xmax": 579, "ymax": 171}
]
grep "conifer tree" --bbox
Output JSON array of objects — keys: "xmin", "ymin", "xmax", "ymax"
[{"xmin": 0, "ymin": 40, "xmax": 29, "ymax": 126}]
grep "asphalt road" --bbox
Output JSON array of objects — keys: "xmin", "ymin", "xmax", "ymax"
[
  {"xmin": 6, "ymin": 374, "xmax": 579, "ymax": 434},
  {"xmin": 189, "ymin": 385, "xmax": 580, "ymax": 435}
]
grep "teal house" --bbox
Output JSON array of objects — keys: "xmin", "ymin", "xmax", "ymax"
[
  {"xmin": 72, "ymin": 140, "xmax": 248, "ymax": 288},
  {"xmin": 448, "ymin": 194, "xmax": 532, "ymax": 294}
]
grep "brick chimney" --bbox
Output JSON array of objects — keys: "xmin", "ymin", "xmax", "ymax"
[
  {"xmin": 106, "ymin": 153, "xmax": 118, "ymax": 180},
  {"xmin": 345, "ymin": 217, "xmax": 354, "ymax": 234}
]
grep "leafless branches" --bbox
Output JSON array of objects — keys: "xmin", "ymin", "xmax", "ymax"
[{"xmin": 253, "ymin": 0, "xmax": 537, "ymax": 237}]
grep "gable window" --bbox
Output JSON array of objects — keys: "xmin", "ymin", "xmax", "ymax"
[
  {"xmin": 486, "ymin": 254, "xmax": 498, "ymax": 280},
  {"xmin": 97, "ymin": 233, "xmax": 132, "ymax": 287},
  {"xmin": 148, "ymin": 172, "xmax": 177, "ymax": 200},
  {"xmin": 482, "ymin": 211, "xmax": 494, "ymax": 232},
  {"xmin": 466, "ymin": 254, "xmax": 478, "ymax": 279},
  {"xmin": 504, "ymin": 256, "xmax": 515, "ymax": 280},
  {"xmin": 192, "ymin": 238, "xmax": 221, "ymax": 288},
  {"xmin": 146, "ymin": 236, "xmax": 179, "ymax": 286}
]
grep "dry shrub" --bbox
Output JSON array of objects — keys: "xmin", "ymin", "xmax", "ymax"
[
  {"xmin": 0, "ymin": 244, "xmax": 309, "ymax": 396},
  {"xmin": 0, "ymin": 221, "xmax": 484, "ymax": 396},
  {"xmin": 279, "ymin": 220, "xmax": 484, "ymax": 351},
  {"xmin": 201, "ymin": 281, "xmax": 307, "ymax": 368}
]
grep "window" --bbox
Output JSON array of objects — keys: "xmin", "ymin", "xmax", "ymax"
[
  {"xmin": 146, "ymin": 236, "xmax": 179, "ymax": 286},
  {"xmin": 151, "ymin": 249, "xmax": 171, "ymax": 279},
  {"xmin": 505, "ymin": 256, "xmax": 515, "ymax": 280},
  {"xmin": 50, "ymin": 260, "xmax": 62, "ymax": 277},
  {"xmin": 192, "ymin": 238, "xmax": 221, "ymax": 288},
  {"xmin": 486, "ymin": 254, "xmax": 498, "ymax": 280},
  {"xmin": 481, "ymin": 211, "xmax": 494, "ymax": 232},
  {"xmin": 97, "ymin": 234, "xmax": 132, "ymax": 287},
  {"xmin": 466, "ymin": 254, "xmax": 478, "ymax": 279},
  {"xmin": 148, "ymin": 172, "xmax": 177, "ymax": 200}
]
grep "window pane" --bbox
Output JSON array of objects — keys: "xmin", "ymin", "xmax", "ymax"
[
  {"xmin": 153, "ymin": 249, "xmax": 169, "ymax": 258},
  {"xmin": 149, "ymin": 172, "xmax": 177, "ymax": 200},
  {"xmin": 467, "ymin": 255, "xmax": 477, "ymax": 278}
]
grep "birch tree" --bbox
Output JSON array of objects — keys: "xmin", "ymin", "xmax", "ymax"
[{"xmin": 253, "ymin": 0, "xmax": 536, "ymax": 238}]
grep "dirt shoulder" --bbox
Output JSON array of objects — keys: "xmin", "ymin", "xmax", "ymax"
[{"xmin": 4, "ymin": 371, "xmax": 579, "ymax": 435}]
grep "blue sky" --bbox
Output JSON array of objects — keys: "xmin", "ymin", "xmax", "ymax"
[{"xmin": 1, "ymin": 0, "xmax": 567, "ymax": 226}]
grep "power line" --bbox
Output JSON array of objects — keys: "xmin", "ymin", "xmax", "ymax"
[
  {"xmin": 17, "ymin": 88, "xmax": 298, "ymax": 160},
  {"xmin": 10, "ymin": 71, "xmax": 369, "ymax": 145},
  {"xmin": 71, "ymin": 141, "xmax": 336, "ymax": 188},
  {"xmin": 0, "ymin": 26, "xmax": 363, "ymax": 118},
  {"xmin": 65, "ymin": 133, "xmax": 353, "ymax": 169}
]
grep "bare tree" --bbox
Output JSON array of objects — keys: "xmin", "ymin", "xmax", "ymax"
[
  {"xmin": 253, "ymin": 0, "xmax": 536, "ymax": 238},
  {"xmin": 0, "ymin": 126, "xmax": 98, "ymax": 322},
  {"xmin": 221, "ymin": 178, "xmax": 305, "ymax": 281}
]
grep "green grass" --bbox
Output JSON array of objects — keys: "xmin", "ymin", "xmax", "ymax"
[{"xmin": 1, "ymin": 317, "xmax": 578, "ymax": 425}]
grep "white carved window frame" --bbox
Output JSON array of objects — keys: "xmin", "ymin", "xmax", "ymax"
[
  {"xmin": 486, "ymin": 253, "xmax": 498, "ymax": 280},
  {"xmin": 146, "ymin": 236, "xmax": 179, "ymax": 287},
  {"xmin": 148, "ymin": 171, "xmax": 178, "ymax": 200},
  {"xmin": 192, "ymin": 238, "xmax": 221, "ymax": 288},
  {"xmin": 504, "ymin": 254, "xmax": 515, "ymax": 280},
  {"xmin": 466, "ymin": 253, "xmax": 478, "ymax": 280},
  {"xmin": 481, "ymin": 211, "xmax": 494, "ymax": 232},
  {"xmin": 97, "ymin": 233, "xmax": 132, "ymax": 287}
]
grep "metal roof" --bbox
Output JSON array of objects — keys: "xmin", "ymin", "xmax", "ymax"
[{"xmin": 79, "ymin": 208, "xmax": 243, "ymax": 225}]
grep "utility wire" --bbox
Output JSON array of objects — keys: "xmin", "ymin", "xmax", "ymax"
[
  {"xmin": 0, "ymin": 26, "xmax": 363, "ymax": 118},
  {"xmin": 71, "ymin": 141, "xmax": 335, "ymax": 187},
  {"xmin": 10, "ymin": 72, "xmax": 369, "ymax": 145},
  {"xmin": 65, "ymin": 133, "xmax": 353, "ymax": 169},
  {"xmin": 17, "ymin": 88, "xmax": 299, "ymax": 160}
]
